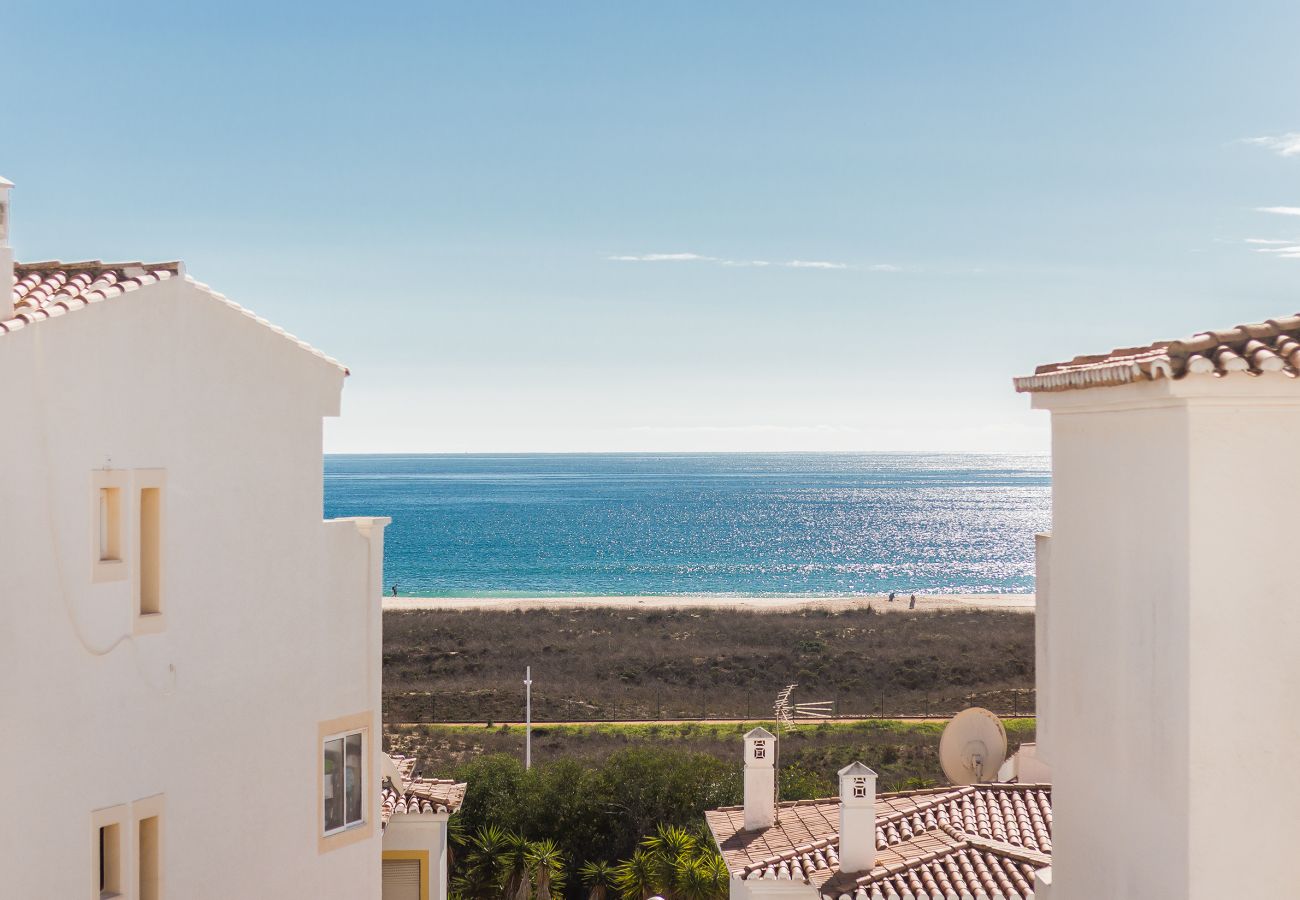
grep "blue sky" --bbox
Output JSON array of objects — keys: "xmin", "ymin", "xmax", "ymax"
[{"xmin": 5, "ymin": 1, "xmax": 1300, "ymax": 452}]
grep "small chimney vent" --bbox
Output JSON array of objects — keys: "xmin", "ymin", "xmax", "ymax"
[
  {"xmin": 0, "ymin": 176, "xmax": 12, "ymax": 320},
  {"xmin": 743, "ymin": 727, "xmax": 776, "ymax": 831},
  {"xmin": 837, "ymin": 761, "xmax": 878, "ymax": 874}
]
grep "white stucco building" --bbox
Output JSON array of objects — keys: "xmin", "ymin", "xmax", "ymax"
[
  {"xmin": 0, "ymin": 178, "xmax": 458, "ymax": 900},
  {"xmin": 381, "ymin": 754, "xmax": 465, "ymax": 900},
  {"xmin": 1014, "ymin": 316, "xmax": 1300, "ymax": 898}
]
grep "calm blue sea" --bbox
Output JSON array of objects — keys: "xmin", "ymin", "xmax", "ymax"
[{"xmin": 323, "ymin": 453, "xmax": 1050, "ymax": 597}]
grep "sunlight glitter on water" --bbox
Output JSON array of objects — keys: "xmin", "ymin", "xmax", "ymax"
[{"xmin": 324, "ymin": 453, "xmax": 1050, "ymax": 597}]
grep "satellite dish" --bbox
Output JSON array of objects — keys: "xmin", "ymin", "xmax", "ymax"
[
  {"xmin": 939, "ymin": 707, "xmax": 1007, "ymax": 785},
  {"xmin": 380, "ymin": 753, "xmax": 407, "ymax": 795}
]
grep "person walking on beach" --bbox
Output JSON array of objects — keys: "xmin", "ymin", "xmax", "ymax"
[
  {"xmin": 909, "ymin": 594, "xmax": 916, "ymax": 609},
  {"xmin": 888, "ymin": 591, "xmax": 896, "ymax": 602},
  {"xmin": 391, "ymin": 584, "xmax": 398, "ymax": 597}
]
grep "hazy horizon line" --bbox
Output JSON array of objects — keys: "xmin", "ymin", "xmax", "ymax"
[{"xmin": 323, "ymin": 448, "xmax": 1050, "ymax": 456}]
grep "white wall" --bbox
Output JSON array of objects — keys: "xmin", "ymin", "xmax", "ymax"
[
  {"xmin": 739, "ymin": 879, "xmax": 819, "ymax": 900},
  {"xmin": 1034, "ymin": 532, "xmax": 1053, "ymax": 761},
  {"xmin": 0, "ymin": 278, "xmax": 386, "ymax": 899},
  {"xmin": 1033, "ymin": 374, "xmax": 1300, "ymax": 899},
  {"xmin": 1183, "ymin": 395, "xmax": 1300, "ymax": 899},
  {"xmin": 383, "ymin": 816, "xmax": 450, "ymax": 900}
]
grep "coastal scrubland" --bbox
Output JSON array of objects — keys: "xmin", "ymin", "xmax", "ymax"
[
  {"xmin": 384, "ymin": 608, "xmax": 1036, "ymax": 898},
  {"xmin": 386, "ymin": 718, "xmax": 1037, "ymax": 794},
  {"xmin": 382, "ymin": 605, "xmax": 1036, "ymax": 724},
  {"xmin": 407, "ymin": 720, "xmax": 1037, "ymax": 899}
]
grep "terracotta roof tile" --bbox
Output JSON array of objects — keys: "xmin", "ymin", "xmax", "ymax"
[
  {"xmin": 3, "ymin": 261, "xmax": 179, "ymax": 335},
  {"xmin": 706, "ymin": 784, "xmax": 1052, "ymax": 899},
  {"xmin": 1013, "ymin": 313, "xmax": 1300, "ymax": 393},
  {"xmin": 380, "ymin": 754, "xmax": 466, "ymax": 829},
  {"xmin": 2, "ymin": 259, "xmax": 348, "ymax": 374},
  {"xmin": 380, "ymin": 781, "xmax": 466, "ymax": 827}
]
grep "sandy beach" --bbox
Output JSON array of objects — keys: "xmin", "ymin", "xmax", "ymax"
[{"xmin": 382, "ymin": 593, "xmax": 1034, "ymax": 613}]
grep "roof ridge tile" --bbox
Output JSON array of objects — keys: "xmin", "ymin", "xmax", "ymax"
[{"xmin": 1017, "ymin": 311, "xmax": 1300, "ymax": 393}]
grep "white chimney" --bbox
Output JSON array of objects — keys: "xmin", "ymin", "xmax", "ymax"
[
  {"xmin": 0, "ymin": 176, "xmax": 13, "ymax": 320},
  {"xmin": 742, "ymin": 726, "xmax": 776, "ymax": 831},
  {"xmin": 837, "ymin": 761, "xmax": 877, "ymax": 873}
]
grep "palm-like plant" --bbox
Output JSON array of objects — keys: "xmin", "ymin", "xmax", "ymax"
[
  {"xmin": 613, "ymin": 848, "xmax": 659, "ymax": 900},
  {"xmin": 452, "ymin": 824, "xmax": 512, "ymax": 900},
  {"xmin": 670, "ymin": 853, "xmax": 729, "ymax": 900},
  {"xmin": 579, "ymin": 860, "xmax": 616, "ymax": 900},
  {"xmin": 446, "ymin": 813, "xmax": 467, "ymax": 874},
  {"xmin": 642, "ymin": 824, "xmax": 698, "ymax": 890},
  {"xmin": 500, "ymin": 831, "xmax": 532, "ymax": 900},
  {"xmin": 526, "ymin": 838, "xmax": 567, "ymax": 900},
  {"xmin": 612, "ymin": 823, "xmax": 729, "ymax": 900}
]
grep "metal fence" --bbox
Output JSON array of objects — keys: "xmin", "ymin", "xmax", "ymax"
[{"xmin": 384, "ymin": 687, "xmax": 1035, "ymax": 725}]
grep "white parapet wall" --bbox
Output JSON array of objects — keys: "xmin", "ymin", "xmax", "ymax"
[
  {"xmin": 0, "ymin": 274, "xmax": 387, "ymax": 899},
  {"xmin": 1032, "ymin": 373, "xmax": 1300, "ymax": 900}
]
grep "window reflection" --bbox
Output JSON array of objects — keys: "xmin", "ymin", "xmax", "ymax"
[
  {"xmin": 323, "ymin": 737, "xmax": 345, "ymax": 832},
  {"xmin": 345, "ymin": 732, "xmax": 363, "ymax": 826}
]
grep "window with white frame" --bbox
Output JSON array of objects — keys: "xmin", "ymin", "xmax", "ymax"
[{"xmin": 323, "ymin": 730, "xmax": 365, "ymax": 834}]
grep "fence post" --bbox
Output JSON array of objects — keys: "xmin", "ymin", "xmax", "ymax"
[
  {"xmin": 1013, "ymin": 691, "xmax": 1018, "ymax": 718},
  {"xmin": 656, "ymin": 689, "xmax": 662, "ymax": 721}
]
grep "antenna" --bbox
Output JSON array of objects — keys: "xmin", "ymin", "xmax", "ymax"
[
  {"xmin": 774, "ymin": 684, "xmax": 834, "ymax": 730},
  {"xmin": 771, "ymin": 683, "xmax": 832, "ymax": 821},
  {"xmin": 939, "ymin": 707, "xmax": 1008, "ymax": 785}
]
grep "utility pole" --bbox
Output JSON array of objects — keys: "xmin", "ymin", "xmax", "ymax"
[{"xmin": 524, "ymin": 666, "xmax": 533, "ymax": 770}]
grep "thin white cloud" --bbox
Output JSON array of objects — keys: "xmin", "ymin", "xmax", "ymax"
[
  {"xmin": 1255, "ymin": 206, "xmax": 1300, "ymax": 216},
  {"xmin": 607, "ymin": 252, "xmax": 717, "ymax": 262},
  {"xmin": 1244, "ymin": 133, "xmax": 1300, "ymax": 157},
  {"xmin": 1254, "ymin": 244, "xmax": 1300, "ymax": 257},
  {"xmin": 609, "ymin": 253, "xmax": 882, "ymax": 271},
  {"xmin": 1245, "ymin": 238, "xmax": 1293, "ymax": 245},
  {"xmin": 784, "ymin": 259, "xmax": 849, "ymax": 270}
]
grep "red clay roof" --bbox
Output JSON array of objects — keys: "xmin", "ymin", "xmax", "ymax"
[
  {"xmin": 380, "ymin": 755, "xmax": 465, "ymax": 829},
  {"xmin": 1014, "ymin": 314, "xmax": 1300, "ymax": 393},
  {"xmin": 706, "ymin": 784, "xmax": 1051, "ymax": 899},
  {"xmin": 2, "ymin": 259, "xmax": 347, "ymax": 373},
  {"xmin": 3, "ymin": 260, "xmax": 180, "ymax": 334}
]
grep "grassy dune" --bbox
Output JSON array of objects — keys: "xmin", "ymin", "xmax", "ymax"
[{"xmin": 383, "ymin": 605, "xmax": 1036, "ymax": 724}]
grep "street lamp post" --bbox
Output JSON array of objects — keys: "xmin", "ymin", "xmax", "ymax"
[{"xmin": 524, "ymin": 666, "xmax": 533, "ymax": 770}]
